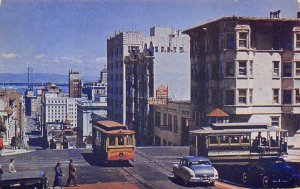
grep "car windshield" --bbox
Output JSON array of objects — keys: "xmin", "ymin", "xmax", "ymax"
[{"xmin": 189, "ymin": 161, "xmax": 211, "ymax": 166}]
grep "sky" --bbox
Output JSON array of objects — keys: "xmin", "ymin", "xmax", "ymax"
[{"xmin": 0, "ymin": 0, "xmax": 298, "ymax": 78}]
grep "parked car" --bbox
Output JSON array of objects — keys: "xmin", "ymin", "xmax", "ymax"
[
  {"xmin": 242, "ymin": 157, "xmax": 299, "ymax": 188},
  {"xmin": 173, "ymin": 156, "xmax": 219, "ymax": 186},
  {"xmin": 0, "ymin": 170, "xmax": 48, "ymax": 189}
]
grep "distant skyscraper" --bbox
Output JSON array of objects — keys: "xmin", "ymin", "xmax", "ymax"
[{"xmin": 69, "ymin": 69, "xmax": 82, "ymax": 98}]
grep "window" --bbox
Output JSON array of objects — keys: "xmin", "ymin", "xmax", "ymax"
[
  {"xmin": 163, "ymin": 139, "xmax": 167, "ymax": 146},
  {"xmin": 109, "ymin": 136, "xmax": 115, "ymax": 146},
  {"xmin": 226, "ymin": 33, "xmax": 235, "ymax": 49},
  {"xmin": 296, "ymin": 62, "xmax": 300, "ymax": 76},
  {"xmin": 168, "ymin": 114, "xmax": 172, "ymax": 131},
  {"xmin": 271, "ymin": 117, "xmax": 280, "ymax": 127},
  {"xmin": 128, "ymin": 46, "xmax": 131, "ymax": 53},
  {"xmin": 173, "ymin": 47, "xmax": 177, "ymax": 52},
  {"xmin": 238, "ymin": 89, "xmax": 247, "ymax": 104},
  {"xmin": 239, "ymin": 32, "xmax": 248, "ymax": 48},
  {"xmin": 167, "ymin": 47, "xmax": 171, "ymax": 52},
  {"xmin": 249, "ymin": 61, "xmax": 253, "ymax": 76},
  {"xmin": 174, "ymin": 115, "xmax": 178, "ymax": 133},
  {"xmin": 220, "ymin": 34, "xmax": 225, "ymax": 49},
  {"xmin": 283, "ymin": 90, "xmax": 292, "ymax": 104},
  {"xmin": 296, "ymin": 89, "xmax": 300, "ymax": 104},
  {"xmin": 225, "ymin": 61, "xmax": 235, "ymax": 77},
  {"xmin": 296, "ymin": 34, "xmax": 300, "ymax": 49},
  {"xmin": 273, "ymin": 61, "xmax": 280, "ymax": 77},
  {"xmin": 273, "ymin": 89, "xmax": 279, "ymax": 104},
  {"xmin": 249, "ymin": 89, "xmax": 253, "ymax": 104},
  {"xmin": 161, "ymin": 47, "xmax": 165, "ymax": 52},
  {"xmin": 155, "ymin": 112, "xmax": 161, "ymax": 127},
  {"xmin": 155, "ymin": 46, "xmax": 158, "ymax": 52},
  {"xmin": 179, "ymin": 47, "xmax": 184, "ymax": 52},
  {"xmin": 226, "ymin": 90, "xmax": 235, "ymax": 105},
  {"xmin": 118, "ymin": 136, "xmax": 124, "ymax": 146},
  {"xmin": 211, "ymin": 89, "xmax": 219, "ymax": 104},
  {"xmin": 238, "ymin": 61, "xmax": 247, "ymax": 76},
  {"xmin": 283, "ymin": 62, "xmax": 292, "ymax": 77},
  {"xmin": 163, "ymin": 113, "xmax": 167, "ymax": 126}
]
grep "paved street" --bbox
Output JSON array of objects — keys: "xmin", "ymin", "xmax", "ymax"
[
  {"xmin": 2, "ymin": 121, "xmax": 300, "ymax": 189},
  {"xmin": 0, "ymin": 147, "xmax": 244, "ymax": 189}
]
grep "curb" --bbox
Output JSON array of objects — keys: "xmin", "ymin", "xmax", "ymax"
[{"xmin": 0, "ymin": 150, "xmax": 35, "ymax": 156}]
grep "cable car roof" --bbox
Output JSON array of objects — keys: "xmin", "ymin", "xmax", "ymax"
[
  {"xmin": 190, "ymin": 126, "xmax": 287, "ymax": 135},
  {"xmin": 94, "ymin": 120, "xmax": 127, "ymax": 129}
]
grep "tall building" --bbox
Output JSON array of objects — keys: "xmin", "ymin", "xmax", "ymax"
[
  {"xmin": 107, "ymin": 27, "xmax": 190, "ymax": 145},
  {"xmin": 107, "ymin": 31, "xmax": 145, "ymax": 124},
  {"xmin": 43, "ymin": 93, "xmax": 79, "ymax": 129},
  {"xmin": 69, "ymin": 69, "xmax": 82, "ymax": 98},
  {"xmin": 82, "ymin": 66, "xmax": 107, "ymax": 102},
  {"xmin": 184, "ymin": 15, "xmax": 300, "ymax": 136},
  {"xmin": 24, "ymin": 89, "xmax": 37, "ymax": 117}
]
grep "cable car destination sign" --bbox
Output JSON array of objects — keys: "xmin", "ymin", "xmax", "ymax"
[{"xmin": 148, "ymin": 84, "xmax": 168, "ymax": 105}]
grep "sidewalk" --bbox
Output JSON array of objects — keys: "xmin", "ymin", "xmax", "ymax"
[
  {"xmin": 0, "ymin": 149, "xmax": 35, "ymax": 156},
  {"xmin": 50, "ymin": 182, "xmax": 139, "ymax": 189}
]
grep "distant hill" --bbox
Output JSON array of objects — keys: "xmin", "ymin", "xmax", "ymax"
[{"xmin": 0, "ymin": 73, "xmax": 98, "ymax": 83}]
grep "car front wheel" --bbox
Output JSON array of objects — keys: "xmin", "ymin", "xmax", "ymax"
[
  {"xmin": 242, "ymin": 172, "xmax": 248, "ymax": 184},
  {"xmin": 262, "ymin": 175, "xmax": 270, "ymax": 188}
]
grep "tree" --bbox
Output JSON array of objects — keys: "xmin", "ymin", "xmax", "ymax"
[{"xmin": 0, "ymin": 117, "xmax": 6, "ymax": 133}]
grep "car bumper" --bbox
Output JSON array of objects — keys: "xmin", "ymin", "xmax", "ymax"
[{"xmin": 189, "ymin": 176, "xmax": 218, "ymax": 183}]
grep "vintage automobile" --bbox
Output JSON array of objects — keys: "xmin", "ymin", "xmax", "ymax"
[
  {"xmin": 173, "ymin": 156, "xmax": 219, "ymax": 186},
  {"xmin": 0, "ymin": 170, "xmax": 48, "ymax": 189},
  {"xmin": 242, "ymin": 157, "xmax": 299, "ymax": 188}
]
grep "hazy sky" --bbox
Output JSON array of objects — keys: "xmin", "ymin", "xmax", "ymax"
[{"xmin": 0, "ymin": 0, "xmax": 298, "ymax": 77}]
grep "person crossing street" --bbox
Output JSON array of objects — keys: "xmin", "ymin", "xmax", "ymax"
[{"xmin": 65, "ymin": 158, "xmax": 78, "ymax": 187}]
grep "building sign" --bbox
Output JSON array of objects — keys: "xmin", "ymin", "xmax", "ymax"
[
  {"xmin": 148, "ymin": 97, "xmax": 167, "ymax": 105},
  {"xmin": 156, "ymin": 84, "xmax": 168, "ymax": 98},
  {"xmin": 148, "ymin": 84, "xmax": 168, "ymax": 105}
]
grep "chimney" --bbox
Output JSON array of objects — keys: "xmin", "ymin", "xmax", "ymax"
[{"xmin": 297, "ymin": 11, "xmax": 300, "ymax": 19}]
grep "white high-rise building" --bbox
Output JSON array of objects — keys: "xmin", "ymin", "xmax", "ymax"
[
  {"xmin": 44, "ymin": 93, "xmax": 79, "ymax": 128},
  {"xmin": 107, "ymin": 31, "xmax": 145, "ymax": 124},
  {"xmin": 107, "ymin": 27, "xmax": 190, "ymax": 144}
]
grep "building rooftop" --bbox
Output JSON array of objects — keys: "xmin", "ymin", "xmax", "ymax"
[
  {"xmin": 184, "ymin": 16, "xmax": 300, "ymax": 34},
  {"xmin": 206, "ymin": 108, "xmax": 229, "ymax": 117}
]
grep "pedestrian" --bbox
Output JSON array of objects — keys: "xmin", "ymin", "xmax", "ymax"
[
  {"xmin": 65, "ymin": 159, "xmax": 78, "ymax": 187},
  {"xmin": 8, "ymin": 159, "xmax": 16, "ymax": 173},
  {"xmin": 53, "ymin": 162, "xmax": 64, "ymax": 189}
]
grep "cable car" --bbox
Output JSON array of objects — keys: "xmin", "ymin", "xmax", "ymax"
[
  {"xmin": 190, "ymin": 122, "xmax": 288, "ymax": 162},
  {"xmin": 92, "ymin": 120, "xmax": 135, "ymax": 162}
]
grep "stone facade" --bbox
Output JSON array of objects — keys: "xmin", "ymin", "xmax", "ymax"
[{"xmin": 184, "ymin": 16, "xmax": 300, "ymax": 136}]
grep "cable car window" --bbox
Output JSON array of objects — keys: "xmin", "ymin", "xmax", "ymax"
[
  {"xmin": 231, "ymin": 136, "xmax": 239, "ymax": 143},
  {"xmin": 118, "ymin": 135, "xmax": 124, "ymax": 146},
  {"xmin": 220, "ymin": 136, "xmax": 229, "ymax": 143},
  {"xmin": 242, "ymin": 135, "xmax": 250, "ymax": 143},
  {"xmin": 109, "ymin": 135, "xmax": 115, "ymax": 146},
  {"xmin": 127, "ymin": 135, "xmax": 133, "ymax": 145},
  {"xmin": 209, "ymin": 136, "xmax": 218, "ymax": 144}
]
